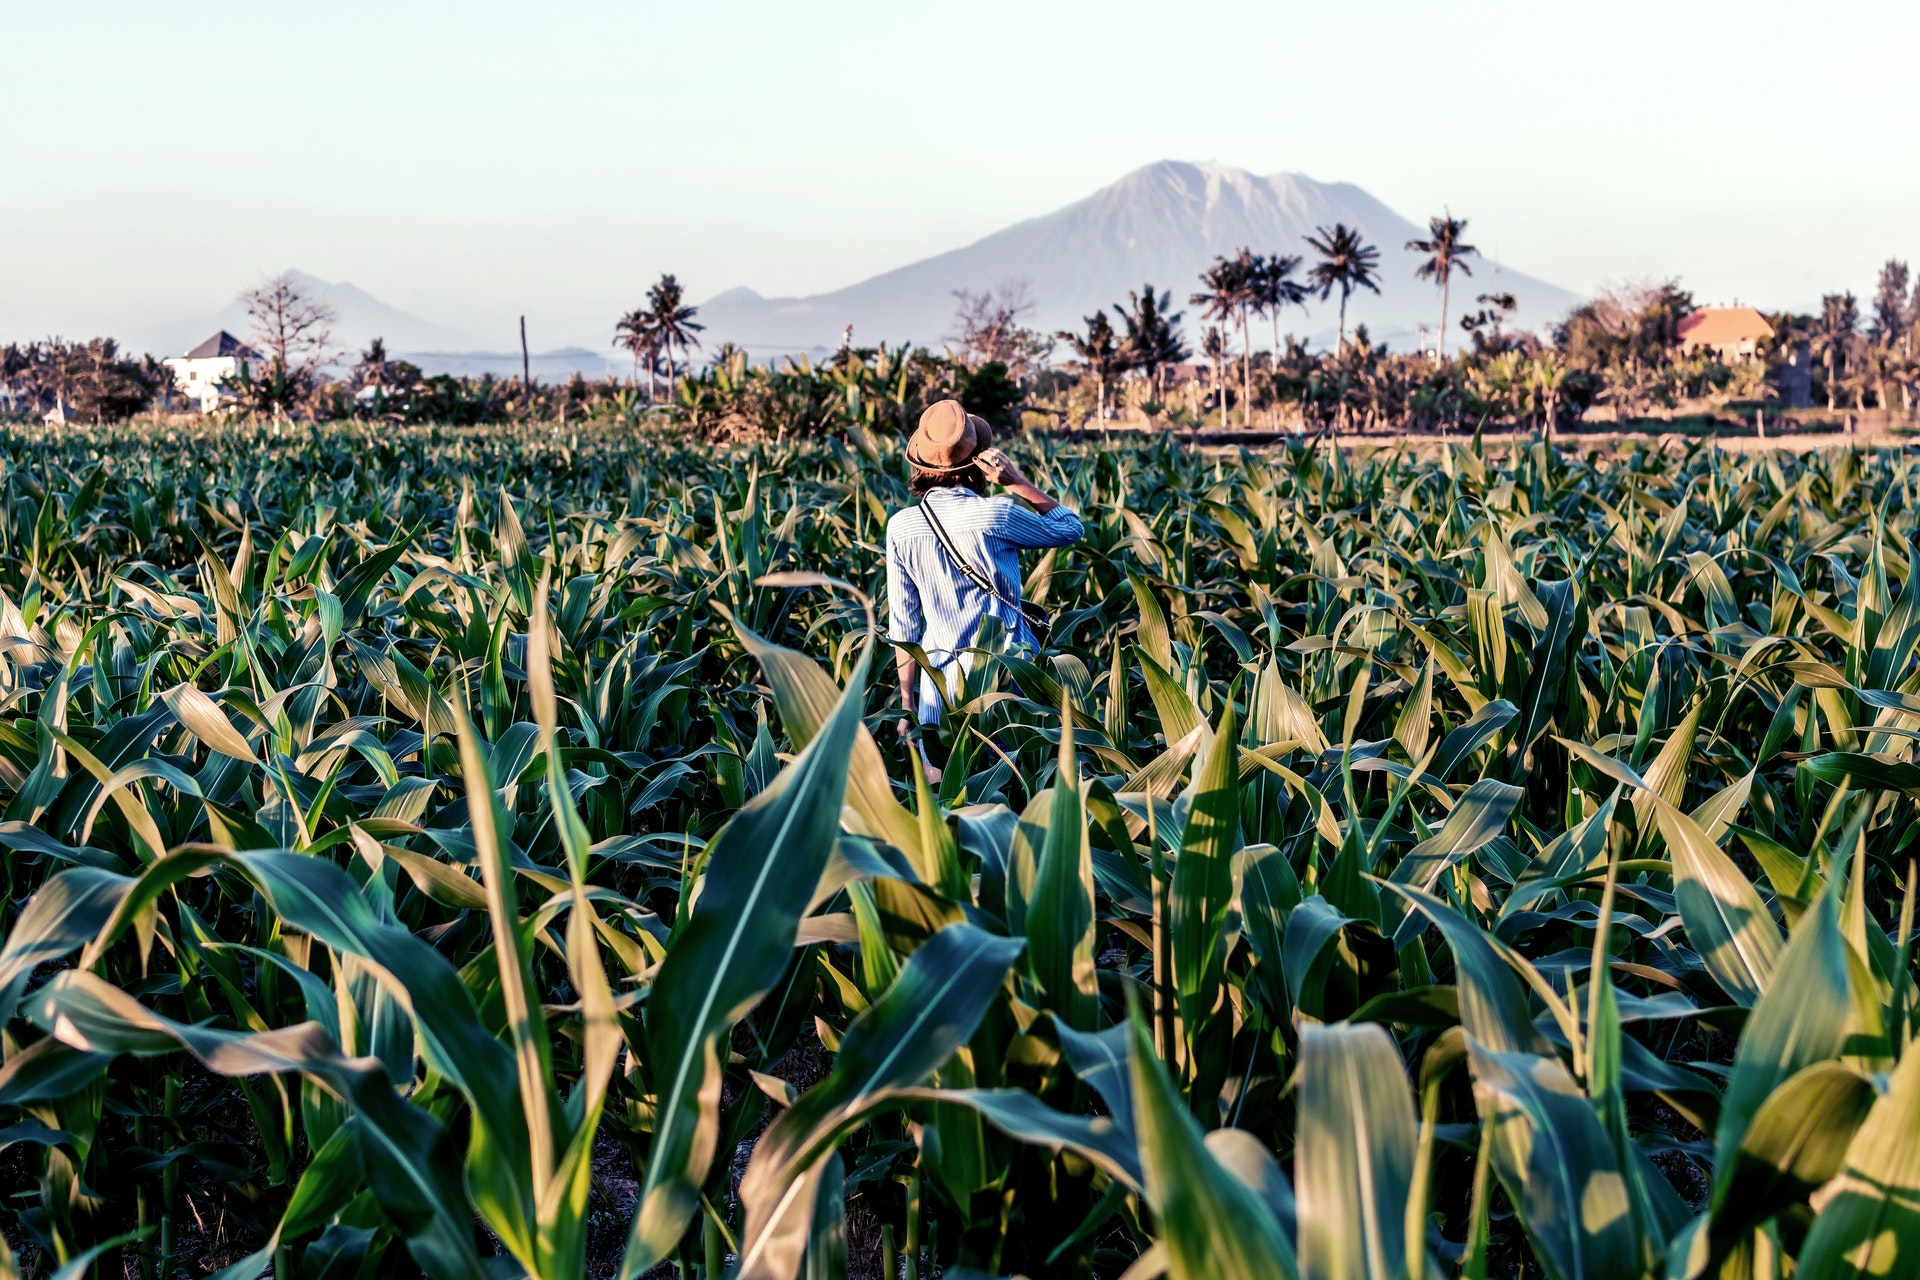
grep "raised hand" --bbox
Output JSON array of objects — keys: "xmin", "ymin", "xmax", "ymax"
[{"xmin": 976, "ymin": 448, "xmax": 1027, "ymax": 488}]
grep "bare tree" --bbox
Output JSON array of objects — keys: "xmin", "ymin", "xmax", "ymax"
[
  {"xmin": 241, "ymin": 273, "xmax": 337, "ymax": 380},
  {"xmin": 946, "ymin": 280, "xmax": 1052, "ymax": 377}
]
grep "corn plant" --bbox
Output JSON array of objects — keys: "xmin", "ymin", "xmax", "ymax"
[{"xmin": 0, "ymin": 417, "xmax": 1912, "ymax": 1280}]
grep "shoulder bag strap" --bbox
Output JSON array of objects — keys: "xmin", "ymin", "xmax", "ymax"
[{"xmin": 920, "ymin": 493, "xmax": 1019, "ymax": 609}]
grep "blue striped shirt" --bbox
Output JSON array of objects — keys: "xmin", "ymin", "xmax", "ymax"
[{"xmin": 887, "ymin": 488, "xmax": 1084, "ymax": 719}]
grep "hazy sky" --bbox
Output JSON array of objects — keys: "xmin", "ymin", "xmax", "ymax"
[{"xmin": 5, "ymin": 0, "xmax": 1917, "ymax": 350}]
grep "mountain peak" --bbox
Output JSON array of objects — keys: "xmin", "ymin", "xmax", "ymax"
[
  {"xmin": 696, "ymin": 162, "xmax": 1579, "ymax": 355},
  {"xmin": 132, "ymin": 268, "xmax": 481, "ymax": 360}
]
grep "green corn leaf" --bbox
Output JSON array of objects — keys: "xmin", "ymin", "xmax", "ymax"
[
  {"xmin": 0, "ymin": 867, "xmax": 135, "ymax": 1024},
  {"xmin": 69, "ymin": 848, "xmax": 534, "ymax": 1267},
  {"xmin": 1711, "ymin": 886, "xmax": 1855, "ymax": 1197},
  {"xmin": 1792, "ymin": 1041, "xmax": 1920, "ymax": 1280},
  {"xmin": 1282, "ymin": 896, "xmax": 1357, "ymax": 1022},
  {"xmin": 30, "ymin": 971, "xmax": 486, "ymax": 1280},
  {"xmin": 892, "ymin": 1084, "xmax": 1143, "ymax": 1191},
  {"xmin": 1171, "ymin": 702, "xmax": 1239, "ymax": 1038},
  {"xmin": 623, "ymin": 626, "xmax": 871, "ymax": 1275},
  {"xmin": 160, "ymin": 681, "xmax": 261, "ymax": 764},
  {"xmin": 1503, "ymin": 792, "xmax": 1617, "ymax": 919},
  {"xmin": 730, "ymin": 616, "xmax": 924, "ymax": 869},
  {"xmin": 1026, "ymin": 701, "xmax": 1097, "ymax": 1029},
  {"xmin": 1705, "ymin": 1061, "xmax": 1873, "ymax": 1262},
  {"xmin": 1430, "ymin": 700, "xmax": 1517, "ymax": 781},
  {"xmin": 1385, "ymin": 779, "xmax": 1524, "ymax": 949},
  {"xmin": 1804, "ymin": 751, "xmax": 1920, "ymax": 796},
  {"xmin": 1512, "ymin": 578, "xmax": 1583, "ymax": 762},
  {"xmin": 1129, "ymin": 571, "xmax": 1175, "ymax": 671},
  {"xmin": 1238, "ymin": 842, "xmax": 1301, "ymax": 1025},
  {"xmin": 735, "ymin": 923, "xmax": 1024, "ymax": 1280},
  {"xmin": 1205, "ymin": 1128, "xmax": 1298, "ymax": 1244},
  {"xmin": 0, "ymin": 1037, "xmax": 112, "ymax": 1105},
  {"xmin": 1383, "ymin": 882, "xmax": 1550, "ymax": 1055},
  {"xmin": 206, "ymin": 1120, "xmax": 367, "ymax": 1280},
  {"xmin": 1651, "ymin": 795, "xmax": 1782, "ymax": 1007},
  {"xmin": 452, "ymin": 700, "xmax": 560, "ymax": 1257},
  {"xmin": 332, "ymin": 526, "xmax": 418, "ymax": 625},
  {"xmin": 1053, "ymin": 1017, "xmax": 1134, "ymax": 1135},
  {"xmin": 1128, "ymin": 1011, "xmax": 1299, "ymax": 1280},
  {"xmin": 1139, "ymin": 645, "xmax": 1204, "ymax": 748},
  {"xmin": 1294, "ymin": 1021, "xmax": 1421, "ymax": 1280},
  {"xmin": 1634, "ymin": 698, "xmax": 1703, "ymax": 819},
  {"xmin": 804, "ymin": 1152, "xmax": 846, "ymax": 1280},
  {"xmin": 1467, "ymin": 1040, "xmax": 1642, "ymax": 1280},
  {"xmin": 528, "ymin": 573, "xmax": 622, "ymax": 1279},
  {"xmin": 1393, "ymin": 659, "xmax": 1434, "ymax": 763}
]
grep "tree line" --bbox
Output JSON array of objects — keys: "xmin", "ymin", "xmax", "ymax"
[
  {"xmin": 1051, "ymin": 213, "xmax": 1486, "ymax": 427},
  {"xmin": 6, "ymin": 235, "xmax": 1918, "ymax": 435}
]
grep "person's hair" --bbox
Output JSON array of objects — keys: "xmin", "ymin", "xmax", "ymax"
[{"xmin": 909, "ymin": 463, "xmax": 985, "ymax": 497}]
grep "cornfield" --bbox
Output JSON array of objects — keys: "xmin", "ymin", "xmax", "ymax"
[{"xmin": 0, "ymin": 418, "xmax": 1913, "ymax": 1280}]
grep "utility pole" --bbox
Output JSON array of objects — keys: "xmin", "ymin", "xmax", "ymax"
[{"xmin": 519, "ymin": 316, "xmax": 532, "ymax": 391}]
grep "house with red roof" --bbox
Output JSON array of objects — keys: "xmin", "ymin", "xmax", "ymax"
[{"xmin": 1676, "ymin": 307, "xmax": 1773, "ymax": 362}]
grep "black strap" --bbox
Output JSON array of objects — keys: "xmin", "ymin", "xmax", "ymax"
[{"xmin": 919, "ymin": 492, "xmax": 1023, "ymax": 613}]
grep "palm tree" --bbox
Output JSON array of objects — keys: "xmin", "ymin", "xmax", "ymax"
[
  {"xmin": 1407, "ymin": 211, "xmax": 1477, "ymax": 361},
  {"xmin": 646, "ymin": 274, "xmax": 705, "ymax": 397},
  {"xmin": 1191, "ymin": 253, "xmax": 1255, "ymax": 425},
  {"xmin": 1200, "ymin": 325, "xmax": 1231, "ymax": 421},
  {"xmin": 1814, "ymin": 292, "xmax": 1859, "ymax": 412},
  {"xmin": 1252, "ymin": 253, "xmax": 1308, "ymax": 355},
  {"xmin": 1304, "ymin": 223, "xmax": 1382, "ymax": 353},
  {"xmin": 613, "ymin": 308, "xmax": 660, "ymax": 399},
  {"xmin": 357, "ymin": 337, "xmax": 390, "ymax": 388},
  {"xmin": 1229, "ymin": 250, "xmax": 1261, "ymax": 425},
  {"xmin": 1055, "ymin": 311, "xmax": 1128, "ymax": 426},
  {"xmin": 1113, "ymin": 283, "xmax": 1188, "ymax": 406},
  {"xmin": 1872, "ymin": 261, "xmax": 1912, "ymax": 403}
]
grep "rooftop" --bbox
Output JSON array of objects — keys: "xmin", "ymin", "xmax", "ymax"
[
  {"xmin": 1676, "ymin": 307, "xmax": 1773, "ymax": 348},
  {"xmin": 182, "ymin": 331, "xmax": 264, "ymax": 360}
]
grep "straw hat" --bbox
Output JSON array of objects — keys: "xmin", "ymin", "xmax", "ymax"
[{"xmin": 906, "ymin": 399, "xmax": 993, "ymax": 473}]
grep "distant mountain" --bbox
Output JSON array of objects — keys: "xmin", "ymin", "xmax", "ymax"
[
  {"xmin": 130, "ymin": 270, "xmax": 479, "ymax": 361},
  {"xmin": 699, "ymin": 161, "xmax": 1580, "ymax": 355}
]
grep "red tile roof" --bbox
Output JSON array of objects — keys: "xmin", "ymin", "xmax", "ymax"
[{"xmin": 1677, "ymin": 307, "xmax": 1773, "ymax": 348}]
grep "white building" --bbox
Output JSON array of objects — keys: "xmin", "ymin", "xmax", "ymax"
[{"xmin": 164, "ymin": 331, "xmax": 262, "ymax": 412}]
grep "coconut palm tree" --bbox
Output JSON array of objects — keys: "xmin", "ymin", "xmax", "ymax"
[
  {"xmin": 646, "ymin": 274, "xmax": 705, "ymax": 398},
  {"xmin": 613, "ymin": 308, "xmax": 660, "ymax": 399},
  {"xmin": 1200, "ymin": 325, "xmax": 1231, "ymax": 422},
  {"xmin": 1113, "ymin": 283, "xmax": 1188, "ymax": 406},
  {"xmin": 1191, "ymin": 251, "xmax": 1258, "ymax": 425},
  {"xmin": 1872, "ymin": 260, "xmax": 1911, "ymax": 388},
  {"xmin": 1814, "ymin": 292, "xmax": 1859, "ymax": 412},
  {"xmin": 1055, "ymin": 310, "xmax": 1128, "ymax": 426},
  {"xmin": 1253, "ymin": 253, "xmax": 1308, "ymax": 355},
  {"xmin": 1407, "ymin": 211, "xmax": 1477, "ymax": 361},
  {"xmin": 1229, "ymin": 250, "xmax": 1261, "ymax": 425},
  {"xmin": 1304, "ymin": 223, "xmax": 1382, "ymax": 353}
]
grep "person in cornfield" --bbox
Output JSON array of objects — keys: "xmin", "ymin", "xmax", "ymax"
[{"xmin": 887, "ymin": 398, "xmax": 1083, "ymax": 782}]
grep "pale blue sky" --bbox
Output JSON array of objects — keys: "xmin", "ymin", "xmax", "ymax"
[{"xmin": 4, "ymin": 0, "xmax": 1917, "ymax": 351}]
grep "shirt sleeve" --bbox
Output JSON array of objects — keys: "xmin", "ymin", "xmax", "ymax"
[
  {"xmin": 983, "ymin": 497, "xmax": 1085, "ymax": 550},
  {"xmin": 885, "ymin": 530, "xmax": 923, "ymax": 644}
]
